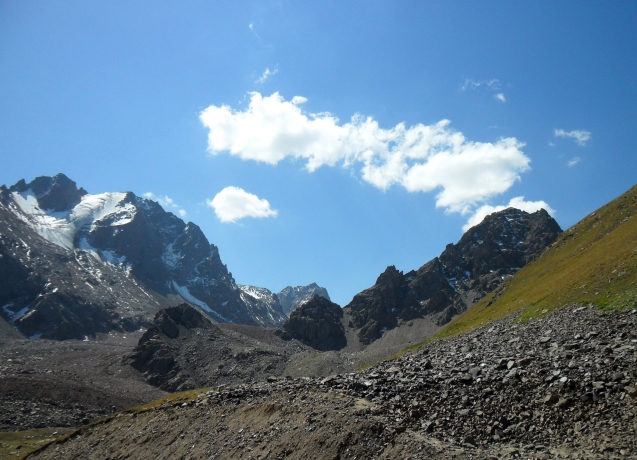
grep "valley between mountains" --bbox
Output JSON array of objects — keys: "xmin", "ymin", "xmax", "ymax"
[{"xmin": 1, "ymin": 174, "xmax": 636, "ymax": 459}]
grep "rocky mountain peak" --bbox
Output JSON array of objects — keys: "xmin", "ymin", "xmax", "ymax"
[
  {"xmin": 276, "ymin": 294, "xmax": 346, "ymax": 351},
  {"xmin": 9, "ymin": 173, "xmax": 88, "ymax": 212},
  {"xmin": 344, "ymin": 207, "xmax": 562, "ymax": 345}
]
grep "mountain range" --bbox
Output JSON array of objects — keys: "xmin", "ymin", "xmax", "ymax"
[
  {"xmin": 3, "ymin": 174, "xmax": 636, "ymax": 459},
  {"xmin": 0, "ymin": 174, "xmax": 328, "ymax": 339}
]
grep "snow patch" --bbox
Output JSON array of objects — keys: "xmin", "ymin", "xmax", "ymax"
[
  {"xmin": 2, "ymin": 303, "xmax": 31, "ymax": 324},
  {"xmin": 171, "ymin": 281, "xmax": 232, "ymax": 322},
  {"xmin": 162, "ymin": 243, "xmax": 181, "ymax": 270},
  {"xmin": 10, "ymin": 190, "xmax": 136, "ymax": 250}
]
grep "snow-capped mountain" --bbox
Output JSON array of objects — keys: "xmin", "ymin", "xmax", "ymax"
[
  {"xmin": 0, "ymin": 174, "xmax": 287, "ymax": 339},
  {"xmin": 277, "ymin": 283, "xmax": 331, "ymax": 316},
  {"xmin": 237, "ymin": 285, "xmax": 287, "ymax": 327}
]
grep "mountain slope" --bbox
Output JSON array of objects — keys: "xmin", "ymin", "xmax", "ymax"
[
  {"xmin": 438, "ymin": 183, "xmax": 637, "ymax": 340},
  {"xmin": 0, "ymin": 174, "xmax": 286, "ymax": 339},
  {"xmin": 343, "ymin": 208, "xmax": 562, "ymax": 345}
]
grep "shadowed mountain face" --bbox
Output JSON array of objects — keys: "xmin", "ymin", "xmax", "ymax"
[
  {"xmin": 276, "ymin": 294, "xmax": 346, "ymax": 351},
  {"xmin": 345, "ymin": 208, "xmax": 562, "ymax": 344},
  {"xmin": 0, "ymin": 174, "xmax": 286, "ymax": 340}
]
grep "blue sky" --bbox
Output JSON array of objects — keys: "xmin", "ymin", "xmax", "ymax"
[{"xmin": 1, "ymin": 1, "xmax": 636, "ymax": 306}]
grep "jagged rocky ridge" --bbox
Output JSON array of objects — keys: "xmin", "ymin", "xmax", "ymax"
[
  {"xmin": 345, "ymin": 208, "xmax": 562, "ymax": 344},
  {"xmin": 29, "ymin": 305, "xmax": 637, "ymax": 459},
  {"xmin": 0, "ymin": 174, "xmax": 287, "ymax": 339}
]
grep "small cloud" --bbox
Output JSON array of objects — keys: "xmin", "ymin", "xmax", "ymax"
[
  {"xmin": 248, "ymin": 23, "xmax": 254, "ymax": 30},
  {"xmin": 461, "ymin": 78, "xmax": 501, "ymax": 91},
  {"xmin": 554, "ymin": 129, "xmax": 592, "ymax": 147},
  {"xmin": 494, "ymin": 93, "xmax": 506, "ymax": 103},
  {"xmin": 548, "ymin": 142, "xmax": 556, "ymax": 147},
  {"xmin": 568, "ymin": 156, "xmax": 582, "ymax": 167},
  {"xmin": 256, "ymin": 67, "xmax": 278, "ymax": 84},
  {"xmin": 143, "ymin": 192, "xmax": 187, "ymax": 218},
  {"xmin": 463, "ymin": 196, "xmax": 555, "ymax": 232},
  {"xmin": 207, "ymin": 186, "xmax": 277, "ymax": 223}
]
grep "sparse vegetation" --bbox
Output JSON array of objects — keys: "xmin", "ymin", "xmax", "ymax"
[{"xmin": 0, "ymin": 427, "xmax": 74, "ymax": 460}]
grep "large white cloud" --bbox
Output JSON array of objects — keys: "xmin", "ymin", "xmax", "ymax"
[
  {"xmin": 463, "ymin": 196, "xmax": 556, "ymax": 232},
  {"xmin": 207, "ymin": 186, "xmax": 277, "ymax": 223},
  {"xmin": 200, "ymin": 92, "xmax": 535, "ymax": 217}
]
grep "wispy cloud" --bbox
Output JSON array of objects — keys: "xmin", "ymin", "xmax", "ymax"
[
  {"xmin": 200, "ymin": 92, "xmax": 536, "ymax": 219},
  {"xmin": 461, "ymin": 79, "xmax": 501, "ymax": 91},
  {"xmin": 256, "ymin": 67, "xmax": 278, "ymax": 84},
  {"xmin": 143, "ymin": 192, "xmax": 187, "ymax": 218},
  {"xmin": 464, "ymin": 196, "xmax": 555, "ymax": 232},
  {"xmin": 554, "ymin": 129, "xmax": 592, "ymax": 147},
  {"xmin": 207, "ymin": 186, "xmax": 277, "ymax": 223},
  {"xmin": 462, "ymin": 79, "xmax": 506, "ymax": 103},
  {"xmin": 568, "ymin": 156, "xmax": 582, "ymax": 167}
]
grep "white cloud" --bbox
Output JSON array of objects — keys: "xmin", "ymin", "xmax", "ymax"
[
  {"xmin": 256, "ymin": 67, "xmax": 278, "ymax": 84},
  {"xmin": 568, "ymin": 156, "xmax": 582, "ymax": 167},
  {"xmin": 494, "ymin": 93, "xmax": 506, "ymax": 102},
  {"xmin": 463, "ymin": 196, "xmax": 556, "ymax": 232},
  {"xmin": 207, "ymin": 186, "xmax": 277, "ymax": 223},
  {"xmin": 248, "ymin": 23, "xmax": 254, "ymax": 30},
  {"xmin": 143, "ymin": 192, "xmax": 187, "ymax": 218},
  {"xmin": 554, "ymin": 129, "xmax": 592, "ymax": 146},
  {"xmin": 200, "ymin": 92, "xmax": 532, "ymax": 216},
  {"xmin": 461, "ymin": 79, "xmax": 501, "ymax": 91}
]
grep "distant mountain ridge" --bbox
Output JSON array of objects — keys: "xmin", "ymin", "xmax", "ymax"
[
  {"xmin": 277, "ymin": 283, "xmax": 331, "ymax": 315},
  {"xmin": 0, "ymin": 174, "xmax": 288, "ymax": 339}
]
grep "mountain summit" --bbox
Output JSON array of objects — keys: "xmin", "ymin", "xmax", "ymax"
[
  {"xmin": 344, "ymin": 207, "xmax": 562, "ymax": 344},
  {"xmin": 0, "ymin": 174, "xmax": 286, "ymax": 339}
]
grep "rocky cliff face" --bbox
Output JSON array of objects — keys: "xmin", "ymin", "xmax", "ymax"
[
  {"xmin": 346, "ymin": 208, "xmax": 562, "ymax": 344},
  {"xmin": 237, "ymin": 285, "xmax": 286, "ymax": 327},
  {"xmin": 277, "ymin": 283, "xmax": 330, "ymax": 316},
  {"xmin": 0, "ymin": 174, "xmax": 287, "ymax": 339},
  {"xmin": 277, "ymin": 294, "xmax": 346, "ymax": 351}
]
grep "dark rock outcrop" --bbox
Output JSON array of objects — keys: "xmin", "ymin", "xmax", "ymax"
[
  {"xmin": 345, "ymin": 208, "xmax": 562, "ymax": 344},
  {"xmin": 126, "ymin": 304, "xmax": 212, "ymax": 391},
  {"xmin": 126, "ymin": 303, "xmax": 309, "ymax": 391},
  {"xmin": 277, "ymin": 295, "xmax": 346, "ymax": 351}
]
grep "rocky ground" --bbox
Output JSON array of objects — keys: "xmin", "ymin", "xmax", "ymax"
[
  {"xmin": 0, "ymin": 331, "xmax": 165, "ymax": 432},
  {"xmin": 28, "ymin": 304, "xmax": 637, "ymax": 459}
]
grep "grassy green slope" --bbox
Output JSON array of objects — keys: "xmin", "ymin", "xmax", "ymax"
[{"xmin": 433, "ymin": 184, "xmax": 637, "ymax": 342}]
